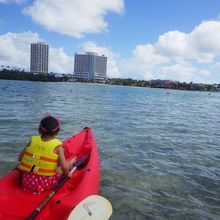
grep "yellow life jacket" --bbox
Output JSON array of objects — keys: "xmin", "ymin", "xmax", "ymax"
[{"xmin": 18, "ymin": 136, "xmax": 62, "ymax": 176}]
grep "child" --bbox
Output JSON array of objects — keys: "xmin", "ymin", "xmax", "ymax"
[{"xmin": 18, "ymin": 115, "xmax": 75, "ymax": 194}]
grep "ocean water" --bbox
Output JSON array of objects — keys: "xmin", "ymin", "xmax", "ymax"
[{"xmin": 0, "ymin": 80, "xmax": 219, "ymax": 220}]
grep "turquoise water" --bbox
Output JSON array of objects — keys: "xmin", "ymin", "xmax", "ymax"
[{"xmin": 0, "ymin": 80, "xmax": 219, "ymax": 220}]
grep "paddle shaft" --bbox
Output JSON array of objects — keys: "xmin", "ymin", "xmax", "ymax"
[{"xmin": 27, "ymin": 154, "xmax": 89, "ymax": 220}]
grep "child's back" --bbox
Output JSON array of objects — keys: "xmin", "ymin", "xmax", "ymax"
[{"xmin": 18, "ymin": 115, "xmax": 74, "ymax": 194}]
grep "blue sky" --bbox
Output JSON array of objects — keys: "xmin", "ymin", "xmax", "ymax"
[{"xmin": 1, "ymin": 0, "xmax": 220, "ymax": 83}]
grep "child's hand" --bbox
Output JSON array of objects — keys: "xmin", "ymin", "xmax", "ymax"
[
  {"xmin": 67, "ymin": 157, "xmax": 77, "ymax": 177},
  {"xmin": 67, "ymin": 172, "xmax": 72, "ymax": 178},
  {"xmin": 71, "ymin": 156, "xmax": 77, "ymax": 164},
  {"xmin": 68, "ymin": 156, "xmax": 77, "ymax": 170}
]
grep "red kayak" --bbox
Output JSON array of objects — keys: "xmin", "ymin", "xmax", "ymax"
[{"xmin": 0, "ymin": 128, "xmax": 100, "ymax": 220}]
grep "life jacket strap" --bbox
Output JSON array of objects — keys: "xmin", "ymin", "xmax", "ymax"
[
  {"xmin": 19, "ymin": 162, "xmax": 57, "ymax": 174},
  {"xmin": 30, "ymin": 165, "xmax": 36, "ymax": 173},
  {"xmin": 24, "ymin": 152, "xmax": 58, "ymax": 163}
]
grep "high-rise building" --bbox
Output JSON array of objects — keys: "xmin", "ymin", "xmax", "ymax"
[
  {"xmin": 73, "ymin": 52, "xmax": 107, "ymax": 82},
  {"xmin": 30, "ymin": 42, "xmax": 49, "ymax": 74}
]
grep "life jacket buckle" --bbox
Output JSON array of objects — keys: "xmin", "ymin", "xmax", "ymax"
[{"xmin": 34, "ymin": 166, "xmax": 39, "ymax": 172}]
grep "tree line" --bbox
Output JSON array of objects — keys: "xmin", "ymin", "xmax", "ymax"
[
  {"xmin": 0, "ymin": 68, "xmax": 68, "ymax": 82},
  {"xmin": 1, "ymin": 68, "xmax": 219, "ymax": 92},
  {"xmin": 109, "ymin": 78, "xmax": 220, "ymax": 92}
]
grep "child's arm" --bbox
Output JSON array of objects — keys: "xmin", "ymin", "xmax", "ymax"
[
  {"xmin": 18, "ymin": 141, "xmax": 31, "ymax": 161},
  {"xmin": 57, "ymin": 146, "xmax": 70, "ymax": 175}
]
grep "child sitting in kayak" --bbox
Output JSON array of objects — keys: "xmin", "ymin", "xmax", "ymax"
[{"xmin": 17, "ymin": 115, "xmax": 76, "ymax": 194}]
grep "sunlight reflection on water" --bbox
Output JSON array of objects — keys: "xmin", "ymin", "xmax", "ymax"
[{"xmin": 0, "ymin": 80, "xmax": 220, "ymax": 219}]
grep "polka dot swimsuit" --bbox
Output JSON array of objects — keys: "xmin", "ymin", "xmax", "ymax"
[{"xmin": 22, "ymin": 171, "xmax": 59, "ymax": 194}]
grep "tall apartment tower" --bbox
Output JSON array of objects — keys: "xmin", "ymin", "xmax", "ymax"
[
  {"xmin": 30, "ymin": 42, "xmax": 49, "ymax": 74},
  {"xmin": 73, "ymin": 52, "xmax": 107, "ymax": 82}
]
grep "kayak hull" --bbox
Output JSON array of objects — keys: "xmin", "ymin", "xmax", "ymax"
[{"xmin": 0, "ymin": 128, "xmax": 100, "ymax": 220}]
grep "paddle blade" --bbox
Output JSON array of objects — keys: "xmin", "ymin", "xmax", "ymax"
[{"xmin": 68, "ymin": 195, "xmax": 113, "ymax": 220}]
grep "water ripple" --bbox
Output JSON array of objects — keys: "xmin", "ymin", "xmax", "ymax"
[{"xmin": 0, "ymin": 80, "xmax": 220, "ymax": 219}]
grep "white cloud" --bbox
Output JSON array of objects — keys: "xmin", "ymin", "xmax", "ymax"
[
  {"xmin": 154, "ymin": 27, "xmax": 217, "ymax": 64},
  {"xmin": 50, "ymin": 47, "xmax": 73, "ymax": 73},
  {"xmin": 155, "ymin": 31, "xmax": 192, "ymax": 60},
  {"xmin": 121, "ymin": 18, "xmax": 220, "ymax": 83},
  {"xmin": 133, "ymin": 44, "xmax": 170, "ymax": 65},
  {"xmin": 0, "ymin": 32, "xmax": 74, "ymax": 73},
  {"xmin": 206, "ymin": 61, "xmax": 220, "ymax": 83},
  {"xmin": 190, "ymin": 20, "xmax": 220, "ymax": 54},
  {"xmin": 0, "ymin": 32, "xmax": 40, "ymax": 69},
  {"xmin": 159, "ymin": 62, "xmax": 199, "ymax": 82},
  {"xmin": 23, "ymin": 0, "xmax": 124, "ymax": 38}
]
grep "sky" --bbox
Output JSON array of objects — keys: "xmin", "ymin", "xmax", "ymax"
[{"xmin": 1, "ymin": 0, "xmax": 220, "ymax": 83}]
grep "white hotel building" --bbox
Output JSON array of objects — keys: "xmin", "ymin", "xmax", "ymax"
[
  {"xmin": 30, "ymin": 42, "xmax": 49, "ymax": 74},
  {"xmin": 73, "ymin": 52, "xmax": 107, "ymax": 82}
]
